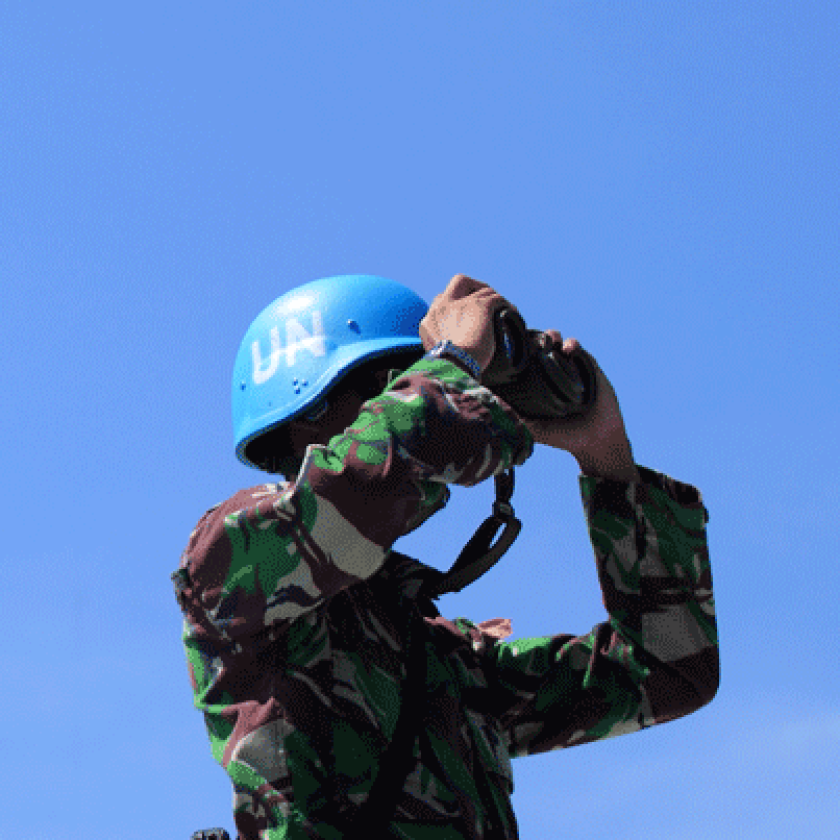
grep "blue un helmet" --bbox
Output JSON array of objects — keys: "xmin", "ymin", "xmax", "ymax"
[{"xmin": 233, "ymin": 275, "xmax": 429, "ymax": 470}]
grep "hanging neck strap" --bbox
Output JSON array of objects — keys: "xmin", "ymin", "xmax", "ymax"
[
  {"xmin": 421, "ymin": 468, "xmax": 522, "ymax": 599},
  {"xmin": 384, "ymin": 368, "xmax": 523, "ymax": 599}
]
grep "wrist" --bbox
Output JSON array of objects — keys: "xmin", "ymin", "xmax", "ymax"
[
  {"xmin": 425, "ymin": 340, "xmax": 482, "ymax": 379},
  {"xmin": 574, "ymin": 439, "xmax": 640, "ymax": 483}
]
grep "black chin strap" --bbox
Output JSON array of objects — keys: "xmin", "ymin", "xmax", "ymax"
[{"xmin": 421, "ymin": 468, "xmax": 522, "ymax": 599}]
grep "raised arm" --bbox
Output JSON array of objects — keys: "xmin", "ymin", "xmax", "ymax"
[{"xmin": 175, "ymin": 354, "xmax": 534, "ymax": 644}]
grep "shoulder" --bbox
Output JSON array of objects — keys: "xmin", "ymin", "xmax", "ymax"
[
  {"xmin": 173, "ymin": 482, "xmax": 291, "ymax": 615},
  {"xmin": 182, "ymin": 482, "xmax": 289, "ymax": 564}
]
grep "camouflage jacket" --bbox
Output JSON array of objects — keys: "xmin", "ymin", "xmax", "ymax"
[{"xmin": 172, "ymin": 357, "xmax": 718, "ymax": 840}]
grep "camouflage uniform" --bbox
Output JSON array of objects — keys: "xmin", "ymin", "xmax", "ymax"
[{"xmin": 172, "ymin": 357, "xmax": 718, "ymax": 840}]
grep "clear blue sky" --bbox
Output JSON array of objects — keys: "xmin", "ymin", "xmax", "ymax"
[{"xmin": 2, "ymin": 3, "xmax": 838, "ymax": 838}]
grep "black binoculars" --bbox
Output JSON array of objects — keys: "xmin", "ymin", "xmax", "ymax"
[
  {"xmin": 191, "ymin": 830, "xmax": 230, "ymax": 840},
  {"xmin": 481, "ymin": 308, "xmax": 598, "ymax": 421}
]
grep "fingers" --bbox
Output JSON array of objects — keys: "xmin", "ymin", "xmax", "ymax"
[
  {"xmin": 473, "ymin": 288, "xmax": 509, "ymax": 315},
  {"xmin": 543, "ymin": 329, "xmax": 563, "ymax": 348},
  {"xmin": 543, "ymin": 329, "xmax": 582, "ymax": 356},
  {"xmin": 444, "ymin": 273, "xmax": 489, "ymax": 299},
  {"xmin": 442, "ymin": 275, "xmax": 517, "ymax": 312},
  {"xmin": 439, "ymin": 275, "xmax": 518, "ymax": 312},
  {"xmin": 429, "ymin": 277, "xmax": 515, "ymax": 324}
]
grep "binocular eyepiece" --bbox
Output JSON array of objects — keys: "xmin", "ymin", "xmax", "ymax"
[{"xmin": 481, "ymin": 308, "xmax": 598, "ymax": 421}]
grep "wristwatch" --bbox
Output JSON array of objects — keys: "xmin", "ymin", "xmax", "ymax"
[{"xmin": 425, "ymin": 340, "xmax": 482, "ymax": 379}]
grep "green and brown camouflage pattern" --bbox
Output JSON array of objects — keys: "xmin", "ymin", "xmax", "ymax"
[{"xmin": 172, "ymin": 356, "xmax": 718, "ymax": 839}]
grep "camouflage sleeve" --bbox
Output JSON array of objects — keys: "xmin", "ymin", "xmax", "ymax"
[
  {"xmin": 178, "ymin": 357, "xmax": 534, "ymax": 643},
  {"xmin": 470, "ymin": 465, "xmax": 717, "ymax": 757}
]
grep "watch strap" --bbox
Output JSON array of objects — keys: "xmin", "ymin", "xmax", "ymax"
[{"xmin": 425, "ymin": 340, "xmax": 481, "ymax": 379}]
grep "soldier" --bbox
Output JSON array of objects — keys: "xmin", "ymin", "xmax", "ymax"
[{"xmin": 174, "ymin": 274, "xmax": 719, "ymax": 839}]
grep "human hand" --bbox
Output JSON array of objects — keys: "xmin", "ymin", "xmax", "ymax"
[
  {"xmin": 521, "ymin": 332, "xmax": 639, "ymax": 481},
  {"xmin": 419, "ymin": 274, "xmax": 517, "ymax": 373}
]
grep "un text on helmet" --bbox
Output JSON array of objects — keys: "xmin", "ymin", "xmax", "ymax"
[{"xmin": 251, "ymin": 312, "xmax": 326, "ymax": 385}]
